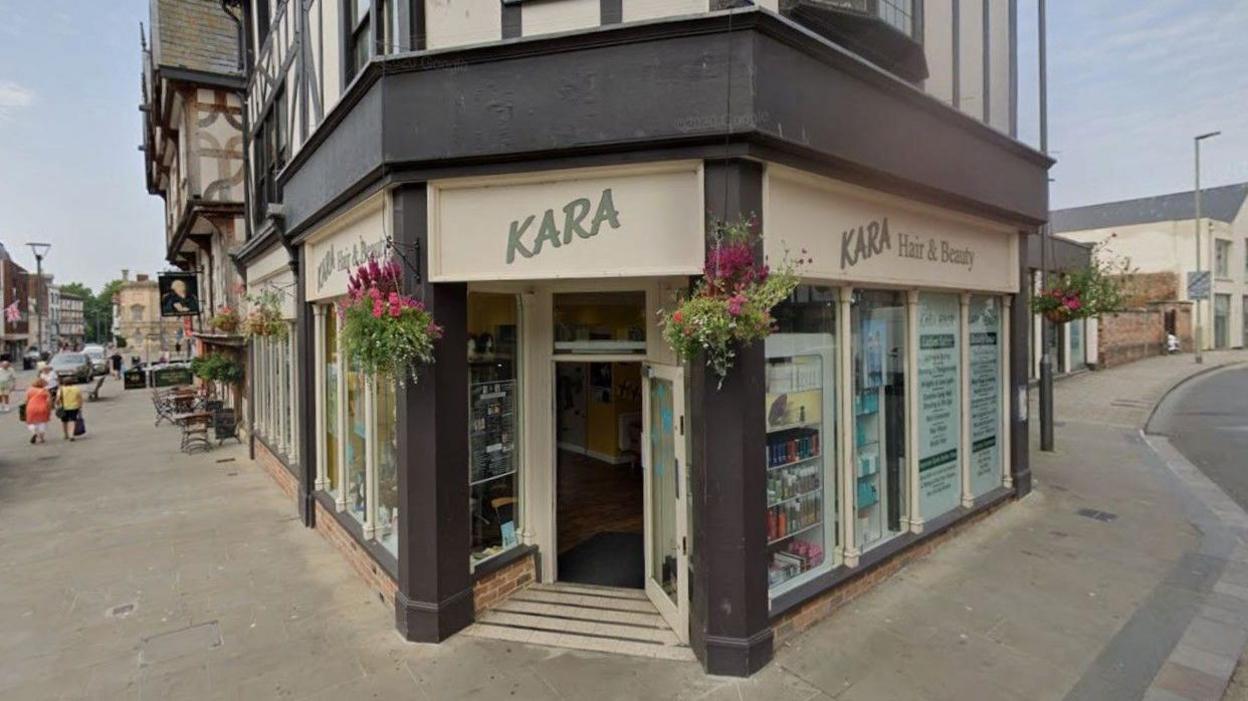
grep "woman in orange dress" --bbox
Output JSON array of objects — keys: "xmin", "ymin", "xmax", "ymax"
[{"xmin": 24, "ymin": 377, "xmax": 51, "ymax": 444}]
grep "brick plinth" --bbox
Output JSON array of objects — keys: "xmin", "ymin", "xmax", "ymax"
[
  {"xmin": 254, "ymin": 439, "xmax": 297, "ymax": 503},
  {"xmin": 771, "ymin": 499, "xmax": 1009, "ymax": 646},
  {"xmin": 473, "ymin": 552, "xmax": 536, "ymax": 614},
  {"xmin": 312, "ymin": 500, "xmax": 399, "ymax": 607},
  {"xmin": 1097, "ymin": 303, "xmax": 1193, "ymax": 368}
]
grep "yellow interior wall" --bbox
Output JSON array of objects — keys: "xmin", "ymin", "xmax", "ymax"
[{"xmin": 586, "ymin": 362, "xmax": 642, "ymax": 459}]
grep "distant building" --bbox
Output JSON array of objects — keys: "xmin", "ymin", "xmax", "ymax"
[
  {"xmin": 59, "ymin": 291, "xmax": 86, "ymax": 349},
  {"xmin": 1053, "ymin": 183, "xmax": 1248, "ymax": 351},
  {"xmin": 112, "ymin": 271, "xmax": 187, "ymax": 362},
  {"xmin": 0, "ymin": 244, "xmax": 29, "ymax": 360}
]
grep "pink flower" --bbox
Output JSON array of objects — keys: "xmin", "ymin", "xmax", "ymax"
[
  {"xmin": 389, "ymin": 301, "xmax": 402, "ymax": 318},
  {"xmin": 372, "ymin": 299, "xmax": 384, "ymax": 319},
  {"xmin": 726, "ymin": 294, "xmax": 747, "ymax": 317},
  {"xmin": 672, "ymin": 310, "xmax": 683, "ymax": 324}
]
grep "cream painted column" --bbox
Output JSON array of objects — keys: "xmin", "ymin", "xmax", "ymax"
[
  {"xmin": 520, "ymin": 288, "xmax": 558, "ymax": 582},
  {"xmin": 335, "ymin": 311, "xmax": 348, "ymax": 511},
  {"xmin": 838, "ymin": 286, "xmax": 859, "ymax": 567},
  {"xmin": 959, "ymin": 293, "xmax": 974, "ymax": 509},
  {"xmin": 1001, "ymin": 297, "xmax": 1013, "ymax": 490},
  {"xmin": 906, "ymin": 290, "xmax": 923, "ymax": 534},
  {"xmin": 314, "ymin": 306, "xmax": 328, "ymax": 491},
  {"xmin": 363, "ymin": 379, "xmax": 377, "ymax": 539},
  {"xmin": 517, "ymin": 290, "xmax": 540, "ymax": 550}
]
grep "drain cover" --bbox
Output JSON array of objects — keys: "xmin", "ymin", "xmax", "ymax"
[
  {"xmin": 139, "ymin": 622, "xmax": 222, "ymax": 666},
  {"xmin": 106, "ymin": 603, "xmax": 135, "ymax": 618},
  {"xmin": 1077, "ymin": 508, "xmax": 1118, "ymax": 523}
]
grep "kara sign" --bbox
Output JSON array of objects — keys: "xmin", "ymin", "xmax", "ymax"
[
  {"xmin": 765, "ymin": 167, "xmax": 1018, "ymax": 292},
  {"xmin": 428, "ymin": 163, "xmax": 704, "ymax": 282},
  {"xmin": 304, "ymin": 197, "xmax": 387, "ymax": 301}
]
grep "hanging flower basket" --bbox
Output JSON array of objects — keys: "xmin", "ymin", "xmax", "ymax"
[
  {"xmin": 244, "ymin": 290, "xmax": 287, "ymax": 339},
  {"xmin": 658, "ymin": 216, "xmax": 805, "ymax": 385},
  {"xmin": 210, "ymin": 306, "xmax": 240, "ymax": 334},
  {"xmin": 1030, "ymin": 240, "xmax": 1134, "ymax": 323},
  {"xmin": 339, "ymin": 258, "xmax": 443, "ymax": 383}
]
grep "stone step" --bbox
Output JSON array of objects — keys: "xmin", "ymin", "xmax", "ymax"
[
  {"xmin": 479, "ymin": 609, "xmax": 682, "ymax": 646},
  {"xmin": 495, "ymin": 598, "xmax": 666, "ymax": 627},
  {"xmin": 511, "ymin": 587, "xmax": 660, "ymax": 613},
  {"xmin": 531, "ymin": 581, "xmax": 650, "ymax": 601}
]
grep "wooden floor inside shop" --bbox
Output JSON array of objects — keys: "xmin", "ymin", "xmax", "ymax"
[{"xmin": 556, "ymin": 450, "xmax": 643, "ymax": 555}]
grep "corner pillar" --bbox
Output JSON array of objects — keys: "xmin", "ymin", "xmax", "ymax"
[
  {"xmin": 392, "ymin": 184, "xmax": 474, "ymax": 642},
  {"xmin": 1010, "ymin": 231, "xmax": 1032, "ymax": 496},
  {"xmin": 689, "ymin": 159, "xmax": 773, "ymax": 676}
]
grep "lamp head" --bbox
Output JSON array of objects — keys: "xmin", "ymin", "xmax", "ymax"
[{"xmin": 1196, "ymin": 131, "xmax": 1222, "ymax": 142}]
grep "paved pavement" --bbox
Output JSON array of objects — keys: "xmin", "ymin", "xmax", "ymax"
[{"xmin": 0, "ymin": 353, "xmax": 1245, "ymax": 700}]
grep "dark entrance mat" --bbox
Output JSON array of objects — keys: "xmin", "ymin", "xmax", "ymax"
[{"xmin": 557, "ymin": 531, "xmax": 644, "ymax": 589}]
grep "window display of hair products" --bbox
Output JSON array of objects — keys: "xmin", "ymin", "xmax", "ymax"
[
  {"xmin": 469, "ymin": 293, "xmax": 521, "ymax": 568},
  {"xmin": 764, "ymin": 291, "xmax": 840, "ymax": 596},
  {"xmin": 852, "ymin": 290, "xmax": 907, "ymax": 551}
]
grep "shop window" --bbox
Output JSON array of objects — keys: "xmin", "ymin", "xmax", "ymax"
[
  {"xmin": 851, "ymin": 289, "xmax": 907, "ymax": 550},
  {"xmin": 968, "ymin": 296, "xmax": 1003, "ymax": 499},
  {"xmin": 324, "ymin": 310, "xmax": 340, "ymax": 495},
  {"xmin": 916, "ymin": 293, "xmax": 961, "ymax": 521},
  {"xmin": 345, "ymin": 356, "xmax": 368, "ymax": 525},
  {"xmin": 1069, "ymin": 318, "xmax": 1085, "ymax": 372},
  {"xmin": 765, "ymin": 286, "xmax": 839, "ymax": 596},
  {"xmin": 374, "ymin": 381, "xmax": 399, "ymax": 555},
  {"xmin": 1215, "ymin": 294, "xmax": 1231, "ymax": 349},
  {"xmin": 469, "ymin": 292, "xmax": 521, "ymax": 569},
  {"xmin": 553, "ymin": 291, "xmax": 646, "ymax": 355}
]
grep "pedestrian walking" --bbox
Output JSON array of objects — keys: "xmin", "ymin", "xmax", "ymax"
[
  {"xmin": 37, "ymin": 361, "xmax": 58, "ymax": 402},
  {"xmin": 56, "ymin": 380, "xmax": 83, "ymax": 442},
  {"xmin": 0, "ymin": 359, "xmax": 15, "ymax": 412},
  {"xmin": 24, "ymin": 377, "xmax": 51, "ymax": 444},
  {"xmin": 110, "ymin": 350, "xmax": 123, "ymax": 379}
]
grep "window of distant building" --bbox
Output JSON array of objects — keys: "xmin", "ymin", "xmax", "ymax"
[
  {"xmin": 130, "ymin": 305, "xmax": 144, "ymax": 322},
  {"xmin": 1216, "ymin": 239, "xmax": 1232, "ymax": 278}
]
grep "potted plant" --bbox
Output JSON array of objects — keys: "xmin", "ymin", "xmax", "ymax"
[
  {"xmin": 339, "ymin": 257, "xmax": 443, "ymax": 383},
  {"xmin": 659, "ymin": 216, "xmax": 804, "ymax": 385},
  {"xmin": 210, "ymin": 306, "xmax": 241, "ymax": 334}
]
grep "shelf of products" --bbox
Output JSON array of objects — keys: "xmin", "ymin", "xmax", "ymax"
[
  {"xmin": 470, "ymin": 379, "xmax": 516, "ymax": 486},
  {"xmin": 764, "ymin": 349, "xmax": 829, "ymax": 591},
  {"xmin": 854, "ymin": 386, "xmax": 887, "ymax": 547}
]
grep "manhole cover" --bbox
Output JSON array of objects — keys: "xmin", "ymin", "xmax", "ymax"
[
  {"xmin": 139, "ymin": 621, "xmax": 222, "ymax": 666},
  {"xmin": 106, "ymin": 603, "xmax": 136, "ymax": 618},
  {"xmin": 1076, "ymin": 508, "xmax": 1118, "ymax": 523}
]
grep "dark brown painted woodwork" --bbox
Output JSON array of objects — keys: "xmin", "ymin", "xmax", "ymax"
[
  {"xmin": 392, "ymin": 184, "xmax": 474, "ymax": 642},
  {"xmin": 689, "ymin": 159, "xmax": 773, "ymax": 676}
]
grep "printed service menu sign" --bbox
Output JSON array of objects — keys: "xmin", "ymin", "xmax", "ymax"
[
  {"xmin": 918, "ymin": 293, "xmax": 961, "ymax": 519},
  {"xmin": 969, "ymin": 296, "xmax": 1002, "ymax": 497}
]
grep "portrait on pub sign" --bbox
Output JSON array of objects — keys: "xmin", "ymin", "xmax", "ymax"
[{"xmin": 158, "ymin": 273, "xmax": 201, "ymax": 317}]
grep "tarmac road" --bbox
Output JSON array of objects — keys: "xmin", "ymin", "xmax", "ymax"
[{"xmin": 1153, "ymin": 365, "xmax": 1248, "ymax": 511}]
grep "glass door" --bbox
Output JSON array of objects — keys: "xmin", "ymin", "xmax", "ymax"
[{"xmin": 642, "ymin": 363, "xmax": 688, "ymax": 642}]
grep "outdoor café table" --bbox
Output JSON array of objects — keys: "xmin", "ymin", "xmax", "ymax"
[
  {"xmin": 169, "ymin": 391, "xmax": 197, "ymax": 414},
  {"xmin": 172, "ymin": 411, "xmax": 213, "ymax": 453}
]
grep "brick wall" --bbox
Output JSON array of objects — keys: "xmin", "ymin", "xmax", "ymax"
[
  {"xmin": 772, "ymin": 499, "xmax": 1008, "ymax": 646},
  {"xmin": 312, "ymin": 500, "xmax": 399, "ymax": 608},
  {"xmin": 1097, "ymin": 303, "xmax": 1193, "ymax": 369},
  {"xmin": 255, "ymin": 439, "xmax": 297, "ymax": 503},
  {"xmin": 1120, "ymin": 272, "xmax": 1180, "ymax": 307},
  {"xmin": 473, "ymin": 552, "xmax": 536, "ymax": 614}
]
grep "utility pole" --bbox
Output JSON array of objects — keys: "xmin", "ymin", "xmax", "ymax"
[
  {"xmin": 1038, "ymin": 0, "xmax": 1054, "ymax": 452},
  {"xmin": 25, "ymin": 243, "xmax": 51, "ymax": 357},
  {"xmin": 1193, "ymin": 131, "xmax": 1220, "ymax": 363}
]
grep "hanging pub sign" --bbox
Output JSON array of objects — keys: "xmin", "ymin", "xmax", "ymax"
[
  {"xmin": 158, "ymin": 272, "xmax": 201, "ymax": 317},
  {"xmin": 917, "ymin": 293, "xmax": 962, "ymax": 520}
]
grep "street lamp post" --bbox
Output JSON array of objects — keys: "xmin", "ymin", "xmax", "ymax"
[
  {"xmin": 1037, "ymin": 0, "xmax": 1055, "ymax": 452},
  {"xmin": 25, "ymin": 243, "xmax": 51, "ymax": 357},
  {"xmin": 1194, "ymin": 131, "xmax": 1220, "ymax": 364}
]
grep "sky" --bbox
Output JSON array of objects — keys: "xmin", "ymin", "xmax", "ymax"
[{"xmin": 0, "ymin": 1, "xmax": 1245, "ymax": 292}]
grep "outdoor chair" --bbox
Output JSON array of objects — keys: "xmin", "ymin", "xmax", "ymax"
[
  {"xmin": 152, "ymin": 390, "xmax": 176, "ymax": 427},
  {"xmin": 179, "ymin": 413, "xmax": 213, "ymax": 454}
]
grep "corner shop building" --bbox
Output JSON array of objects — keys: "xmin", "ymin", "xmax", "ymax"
[{"xmin": 239, "ymin": 10, "xmax": 1051, "ymax": 677}]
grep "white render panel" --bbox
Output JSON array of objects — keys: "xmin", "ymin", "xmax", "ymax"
[
  {"xmin": 958, "ymin": 0, "xmax": 985, "ymax": 119},
  {"xmin": 426, "ymin": 0, "xmax": 503, "ymax": 50},
  {"xmin": 322, "ymin": 0, "xmax": 343, "ymax": 114},
  {"xmin": 924, "ymin": 0, "xmax": 955, "ymax": 105},
  {"xmin": 622, "ymin": 0, "xmax": 708, "ymax": 23},
  {"xmin": 523, "ymin": 0, "xmax": 601, "ymax": 37},
  {"xmin": 988, "ymin": 0, "xmax": 1012, "ymax": 133}
]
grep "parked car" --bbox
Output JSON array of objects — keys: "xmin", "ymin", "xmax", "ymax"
[
  {"xmin": 22, "ymin": 347, "xmax": 42, "ymax": 370},
  {"xmin": 49, "ymin": 352, "xmax": 92, "ymax": 384},
  {"xmin": 82, "ymin": 347, "xmax": 108, "ymax": 376}
]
